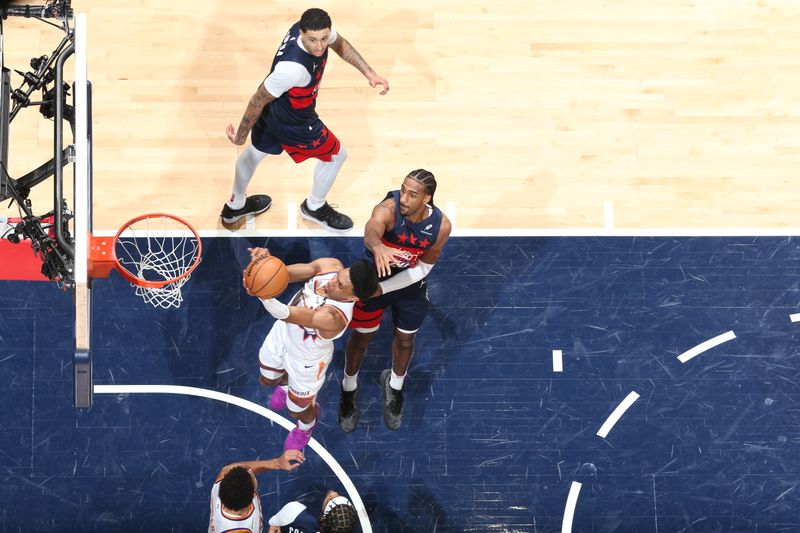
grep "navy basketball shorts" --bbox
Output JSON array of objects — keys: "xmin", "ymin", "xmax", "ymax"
[
  {"xmin": 251, "ymin": 115, "xmax": 341, "ymax": 163},
  {"xmin": 350, "ymin": 281, "xmax": 429, "ymax": 334}
]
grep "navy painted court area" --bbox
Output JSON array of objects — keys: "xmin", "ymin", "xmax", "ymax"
[{"xmin": 2, "ymin": 236, "xmax": 799, "ymax": 532}]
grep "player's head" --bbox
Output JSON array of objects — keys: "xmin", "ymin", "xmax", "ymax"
[
  {"xmin": 299, "ymin": 8, "xmax": 333, "ymax": 57},
  {"xmin": 400, "ymin": 169, "xmax": 436, "ymax": 217},
  {"xmin": 218, "ymin": 467, "xmax": 255, "ymax": 512},
  {"xmin": 319, "ymin": 491, "xmax": 358, "ymax": 533},
  {"xmin": 324, "ymin": 261, "xmax": 378, "ymax": 301}
]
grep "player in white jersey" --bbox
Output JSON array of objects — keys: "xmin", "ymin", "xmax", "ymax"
[
  {"xmin": 208, "ymin": 450, "xmax": 304, "ymax": 533},
  {"xmin": 246, "ymin": 247, "xmax": 378, "ymax": 451}
]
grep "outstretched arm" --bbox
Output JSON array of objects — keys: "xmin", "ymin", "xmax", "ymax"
[
  {"xmin": 329, "ymin": 32, "xmax": 389, "ymax": 95},
  {"xmin": 215, "ymin": 450, "xmax": 305, "ymax": 487},
  {"xmin": 378, "ymin": 214, "xmax": 452, "ymax": 295},
  {"xmin": 246, "ymin": 248, "xmax": 342, "ymax": 284},
  {"xmin": 364, "ymin": 199, "xmax": 397, "ymax": 278},
  {"xmin": 226, "ymin": 84, "xmax": 276, "ymax": 145}
]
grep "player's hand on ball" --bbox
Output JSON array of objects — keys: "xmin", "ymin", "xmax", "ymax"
[{"xmin": 247, "ymin": 247, "xmax": 271, "ymax": 261}]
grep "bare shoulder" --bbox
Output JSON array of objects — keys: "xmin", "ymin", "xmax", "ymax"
[
  {"xmin": 315, "ymin": 257, "xmax": 344, "ymax": 273},
  {"xmin": 439, "ymin": 211, "xmax": 453, "ymax": 237},
  {"xmin": 371, "ymin": 198, "xmax": 396, "ymax": 222}
]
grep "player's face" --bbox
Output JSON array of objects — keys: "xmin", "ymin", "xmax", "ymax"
[
  {"xmin": 300, "ymin": 28, "xmax": 331, "ymax": 57},
  {"xmin": 399, "ymin": 176, "xmax": 431, "ymax": 218},
  {"xmin": 324, "ymin": 269, "xmax": 356, "ymax": 301}
]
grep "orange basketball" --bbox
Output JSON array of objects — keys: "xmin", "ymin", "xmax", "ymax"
[{"xmin": 244, "ymin": 255, "xmax": 289, "ymax": 299}]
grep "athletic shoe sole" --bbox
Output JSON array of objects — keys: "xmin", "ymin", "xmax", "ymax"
[{"xmin": 299, "ymin": 209, "xmax": 353, "ymax": 233}]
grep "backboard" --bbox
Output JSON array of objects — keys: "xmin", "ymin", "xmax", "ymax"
[
  {"xmin": 73, "ymin": 13, "xmax": 92, "ymax": 408},
  {"xmin": 1, "ymin": 34, "xmax": 9, "ymax": 200}
]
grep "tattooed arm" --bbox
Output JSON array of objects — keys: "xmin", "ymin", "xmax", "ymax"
[
  {"xmin": 329, "ymin": 33, "xmax": 390, "ymax": 95},
  {"xmin": 225, "ymin": 84, "xmax": 277, "ymax": 145}
]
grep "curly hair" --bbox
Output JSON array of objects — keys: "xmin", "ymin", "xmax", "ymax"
[
  {"xmin": 218, "ymin": 467, "xmax": 254, "ymax": 511},
  {"xmin": 320, "ymin": 501, "xmax": 358, "ymax": 533},
  {"xmin": 348, "ymin": 260, "xmax": 379, "ymax": 301},
  {"xmin": 300, "ymin": 8, "xmax": 332, "ymax": 32}
]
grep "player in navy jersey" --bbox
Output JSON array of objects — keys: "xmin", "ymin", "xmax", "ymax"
[
  {"xmin": 222, "ymin": 8, "xmax": 389, "ymax": 232},
  {"xmin": 338, "ymin": 169, "xmax": 452, "ymax": 431},
  {"xmin": 267, "ymin": 490, "xmax": 358, "ymax": 533}
]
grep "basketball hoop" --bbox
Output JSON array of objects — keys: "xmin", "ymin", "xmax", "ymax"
[{"xmin": 89, "ymin": 213, "xmax": 202, "ymax": 309}]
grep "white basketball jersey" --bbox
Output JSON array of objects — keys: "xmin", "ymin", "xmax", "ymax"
[
  {"xmin": 208, "ymin": 480, "xmax": 262, "ymax": 533},
  {"xmin": 285, "ymin": 271, "xmax": 355, "ymax": 361}
]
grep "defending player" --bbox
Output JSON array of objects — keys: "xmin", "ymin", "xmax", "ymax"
[
  {"xmin": 223, "ymin": 8, "xmax": 389, "ymax": 232},
  {"xmin": 338, "ymin": 169, "xmax": 451, "ymax": 431}
]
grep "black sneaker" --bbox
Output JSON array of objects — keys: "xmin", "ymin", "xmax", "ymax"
[
  {"xmin": 220, "ymin": 195, "xmax": 272, "ymax": 225},
  {"xmin": 380, "ymin": 369, "xmax": 404, "ymax": 431},
  {"xmin": 338, "ymin": 386, "xmax": 360, "ymax": 433},
  {"xmin": 300, "ymin": 200, "xmax": 353, "ymax": 232}
]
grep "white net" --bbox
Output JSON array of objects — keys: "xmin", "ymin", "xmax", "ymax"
[{"xmin": 114, "ymin": 215, "xmax": 201, "ymax": 309}]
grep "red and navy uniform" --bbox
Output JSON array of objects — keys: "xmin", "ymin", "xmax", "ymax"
[
  {"xmin": 350, "ymin": 190, "xmax": 444, "ymax": 332},
  {"xmin": 251, "ymin": 22, "xmax": 341, "ymax": 163}
]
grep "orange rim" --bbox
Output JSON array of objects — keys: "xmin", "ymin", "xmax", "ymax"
[{"xmin": 89, "ymin": 213, "xmax": 202, "ymax": 288}]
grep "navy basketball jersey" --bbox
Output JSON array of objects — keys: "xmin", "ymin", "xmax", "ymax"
[
  {"xmin": 280, "ymin": 505, "xmax": 319, "ymax": 533},
  {"xmin": 365, "ymin": 190, "xmax": 443, "ymax": 280},
  {"xmin": 268, "ymin": 22, "xmax": 328, "ymax": 125}
]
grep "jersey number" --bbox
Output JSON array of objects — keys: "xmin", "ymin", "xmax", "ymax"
[{"xmin": 276, "ymin": 31, "xmax": 291, "ymax": 56}]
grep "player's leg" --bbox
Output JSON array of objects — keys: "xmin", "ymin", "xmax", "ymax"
[
  {"xmin": 338, "ymin": 300, "xmax": 385, "ymax": 432},
  {"xmin": 220, "ymin": 118, "xmax": 282, "ymax": 226},
  {"xmin": 380, "ymin": 286, "xmax": 429, "ymax": 430},
  {"xmin": 299, "ymin": 146, "xmax": 351, "ymax": 232},
  {"xmin": 283, "ymin": 352, "xmax": 330, "ymax": 450},
  {"xmin": 258, "ymin": 322, "xmax": 289, "ymax": 411},
  {"xmin": 281, "ymin": 120, "xmax": 352, "ymax": 232}
]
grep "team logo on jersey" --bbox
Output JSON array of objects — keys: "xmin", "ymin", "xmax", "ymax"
[{"xmin": 312, "ymin": 62, "xmax": 318, "ymax": 71}]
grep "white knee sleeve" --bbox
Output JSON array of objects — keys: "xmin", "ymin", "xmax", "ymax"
[
  {"xmin": 228, "ymin": 145, "xmax": 269, "ymax": 208},
  {"xmin": 307, "ymin": 146, "xmax": 348, "ymax": 210}
]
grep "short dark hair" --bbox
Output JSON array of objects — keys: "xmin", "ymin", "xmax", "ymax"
[
  {"xmin": 218, "ymin": 467, "xmax": 254, "ymax": 511},
  {"xmin": 349, "ymin": 261, "xmax": 379, "ymax": 301},
  {"xmin": 407, "ymin": 169, "xmax": 436, "ymax": 206},
  {"xmin": 320, "ymin": 501, "xmax": 358, "ymax": 533},
  {"xmin": 300, "ymin": 8, "xmax": 332, "ymax": 32}
]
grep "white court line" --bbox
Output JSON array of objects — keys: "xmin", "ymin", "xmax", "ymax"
[
  {"xmin": 445, "ymin": 202, "xmax": 456, "ymax": 229},
  {"xmin": 790, "ymin": 313, "xmax": 800, "ymax": 323},
  {"xmin": 561, "ymin": 481, "xmax": 582, "ymax": 533},
  {"xmin": 93, "ymin": 226, "xmax": 800, "ymax": 238},
  {"xmin": 245, "ymin": 214, "xmax": 256, "ymax": 230},
  {"xmin": 604, "ymin": 202, "xmax": 614, "ymax": 230},
  {"xmin": 597, "ymin": 391, "xmax": 640, "ymax": 439},
  {"xmin": 94, "ymin": 384, "xmax": 372, "ymax": 533},
  {"xmin": 553, "ymin": 349, "xmax": 563, "ymax": 372},
  {"xmin": 677, "ymin": 331, "xmax": 736, "ymax": 363}
]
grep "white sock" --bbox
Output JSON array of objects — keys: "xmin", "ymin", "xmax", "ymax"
[
  {"xmin": 298, "ymin": 412, "xmax": 316, "ymax": 431},
  {"xmin": 342, "ymin": 372, "xmax": 359, "ymax": 392},
  {"xmin": 227, "ymin": 145, "xmax": 268, "ymax": 209},
  {"xmin": 306, "ymin": 146, "xmax": 348, "ymax": 211},
  {"xmin": 389, "ymin": 370, "xmax": 405, "ymax": 390}
]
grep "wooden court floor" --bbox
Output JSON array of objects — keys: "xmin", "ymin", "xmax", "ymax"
[{"xmin": 3, "ymin": 0, "xmax": 800, "ymax": 231}]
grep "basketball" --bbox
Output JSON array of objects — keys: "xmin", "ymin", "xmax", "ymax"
[{"xmin": 244, "ymin": 255, "xmax": 289, "ymax": 299}]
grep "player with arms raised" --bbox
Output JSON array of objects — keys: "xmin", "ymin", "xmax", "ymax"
[{"xmin": 338, "ymin": 169, "xmax": 451, "ymax": 431}]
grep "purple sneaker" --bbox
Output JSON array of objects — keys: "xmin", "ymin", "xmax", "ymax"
[
  {"xmin": 284, "ymin": 404, "xmax": 320, "ymax": 451},
  {"xmin": 269, "ymin": 386, "xmax": 287, "ymax": 411}
]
